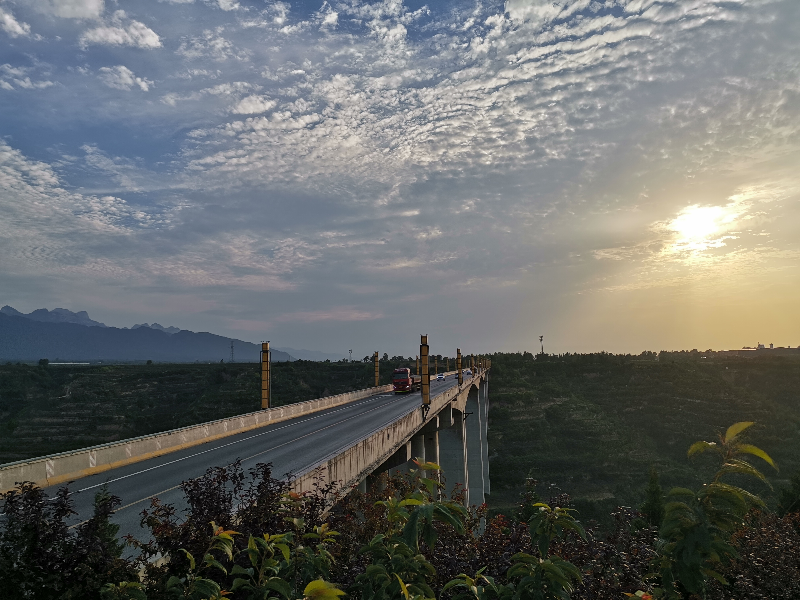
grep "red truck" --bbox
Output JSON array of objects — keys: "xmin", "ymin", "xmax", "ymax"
[{"xmin": 392, "ymin": 367, "xmax": 421, "ymax": 393}]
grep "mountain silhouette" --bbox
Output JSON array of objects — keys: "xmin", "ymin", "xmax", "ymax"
[{"xmin": 0, "ymin": 312, "xmax": 292, "ymax": 363}]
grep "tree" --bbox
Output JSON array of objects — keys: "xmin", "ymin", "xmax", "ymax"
[
  {"xmin": 656, "ymin": 422, "xmax": 777, "ymax": 598},
  {"xmin": 640, "ymin": 468, "xmax": 665, "ymax": 527}
]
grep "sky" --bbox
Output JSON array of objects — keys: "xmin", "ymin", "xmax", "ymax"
[{"xmin": 1, "ymin": 0, "xmax": 798, "ymax": 358}]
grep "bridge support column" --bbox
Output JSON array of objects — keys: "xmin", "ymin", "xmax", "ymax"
[
  {"xmin": 421, "ymin": 417, "xmax": 440, "ymax": 480},
  {"xmin": 410, "ymin": 432, "xmax": 426, "ymax": 465},
  {"xmin": 438, "ymin": 405, "xmax": 469, "ymax": 505},
  {"xmin": 465, "ymin": 387, "xmax": 485, "ymax": 507},
  {"xmin": 483, "ymin": 377, "xmax": 490, "ymax": 495}
]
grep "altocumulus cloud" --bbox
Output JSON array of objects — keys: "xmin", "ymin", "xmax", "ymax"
[
  {"xmin": 0, "ymin": 7, "xmax": 30, "ymax": 37},
  {"xmin": 80, "ymin": 10, "xmax": 161, "ymax": 49},
  {"xmin": 98, "ymin": 65, "xmax": 152, "ymax": 91},
  {"xmin": 0, "ymin": 0, "xmax": 798, "ymax": 354}
]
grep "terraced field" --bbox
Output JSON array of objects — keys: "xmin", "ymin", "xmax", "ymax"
[
  {"xmin": 487, "ymin": 352, "xmax": 800, "ymax": 525},
  {"xmin": 0, "ymin": 360, "xmax": 383, "ymax": 464}
]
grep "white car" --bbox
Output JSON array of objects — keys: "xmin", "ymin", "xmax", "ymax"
[
  {"xmin": 436, "ymin": 373, "xmax": 445, "ymax": 381},
  {"xmin": 464, "ymin": 369, "xmax": 472, "ymax": 377}
]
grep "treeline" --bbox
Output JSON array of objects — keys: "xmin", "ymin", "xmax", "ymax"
[{"xmin": 2, "ymin": 423, "xmax": 799, "ymax": 599}]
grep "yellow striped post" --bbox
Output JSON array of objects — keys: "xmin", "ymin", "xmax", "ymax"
[{"xmin": 420, "ymin": 335, "xmax": 430, "ymax": 406}]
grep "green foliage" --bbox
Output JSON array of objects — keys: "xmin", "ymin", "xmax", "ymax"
[
  {"xmin": 640, "ymin": 468, "xmax": 665, "ymax": 528},
  {"xmin": 2, "ymin": 379, "xmax": 797, "ymax": 600},
  {"xmin": 505, "ymin": 552, "xmax": 583, "ymax": 600},
  {"xmin": 0, "ymin": 481, "xmax": 136, "ymax": 599},
  {"xmin": 654, "ymin": 422, "xmax": 777, "ymax": 598},
  {"xmin": 777, "ymin": 469, "xmax": 800, "ymax": 517},
  {"xmin": 100, "ymin": 581, "xmax": 148, "ymax": 600},
  {"xmin": 526, "ymin": 503, "xmax": 585, "ymax": 559}
]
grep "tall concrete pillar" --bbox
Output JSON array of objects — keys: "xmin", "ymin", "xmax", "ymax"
[
  {"xmin": 480, "ymin": 377, "xmax": 490, "ymax": 496},
  {"xmin": 465, "ymin": 386, "xmax": 485, "ymax": 506},
  {"xmin": 421, "ymin": 417, "xmax": 440, "ymax": 482},
  {"xmin": 438, "ymin": 405, "xmax": 468, "ymax": 505},
  {"xmin": 424, "ymin": 430, "xmax": 439, "ymax": 467},
  {"xmin": 410, "ymin": 432, "xmax": 426, "ymax": 464}
]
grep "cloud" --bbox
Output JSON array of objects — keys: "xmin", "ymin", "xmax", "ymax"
[
  {"xmin": 98, "ymin": 65, "xmax": 152, "ymax": 91},
  {"xmin": 215, "ymin": 0, "xmax": 239, "ymax": 11},
  {"xmin": 80, "ymin": 11, "xmax": 161, "ymax": 49},
  {"xmin": 0, "ymin": 64, "xmax": 54, "ymax": 90},
  {"xmin": 0, "ymin": 7, "xmax": 31, "ymax": 37},
  {"xmin": 28, "ymin": 0, "xmax": 104, "ymax": 19},
  {"xmin": 1, "ymin": 0, "xmax": 799, "ymax": 352},
  {"xmin": 177, "ymin": 29, "xmax": 246, "ymax": 61},
  {"xmin": 277, "ymin": 308, "xmax": 383, "ymax": 323},
  {"xmin": 231, "ymin": 95, "xmax": 276, "ymax": 114}
]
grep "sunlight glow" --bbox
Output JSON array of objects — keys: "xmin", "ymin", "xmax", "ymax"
[
  {"xmin": 670, "ymin": 205, "xmax": 736, "ymax": 242},
  {"xmin": 662, "ymin": 204, "xmax": 743, "ymax": 255}
]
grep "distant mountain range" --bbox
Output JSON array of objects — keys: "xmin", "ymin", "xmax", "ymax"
[
  {"xmin": 0, "ymin": 305, "xmax": 294, "ymax": 363},
  {"xmin": 131, "ymin": 322, "xmax": 182, "ymax": 334},
  {"xmin": 1, "ymin": 305, "xmax": 108, "ymax": 328}
]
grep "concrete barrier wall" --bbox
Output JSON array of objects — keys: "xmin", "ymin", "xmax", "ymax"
[
  {"xmin": 0, "ymin": 384, "xmax": 393, "ymax": 493},
  {"xmin": 292, "ymin": 373, "xmax": 482, "ymax": 495}
]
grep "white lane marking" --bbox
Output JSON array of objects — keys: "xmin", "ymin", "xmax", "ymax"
[{"xmin": 73, "ymin": 393, "xmax": 406, "ymax": 495}]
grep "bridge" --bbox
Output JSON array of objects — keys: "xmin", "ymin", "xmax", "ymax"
[{"xmin": 0, "ymin": 338, "xmax": 491, "ymax": 544}]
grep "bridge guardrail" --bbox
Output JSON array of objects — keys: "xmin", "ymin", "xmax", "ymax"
[{"xmin": 0, "ymin": 384, "xmax": 393, "ymax": 493}]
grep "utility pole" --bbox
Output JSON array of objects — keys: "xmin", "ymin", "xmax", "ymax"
[
  {"xmin": 230, "ymin": 341, "xmax": 235, "ymax": 363},
  {"xmin": 374, "ymin": 351, "xmax": 379, "ymax": 387},
  {"xmin": 416, "ymin": 355, "xmax": 419, "ymax": 376},
  {"xmin": 420, "ymin": 335, "xmax": 430, "ymax": 409},
  {"xmin": 261, "ymin": 342, "xmax": 270, "ymax": 409},
  {"xmin": 539, "ymin": 335, "xmax": 544, "ymax": 354},
  {"xmin": 349, "ymin": 349, "xmax": 352, "ymax": 362},
  {"xmin": 435, "ymin": 356, "xmax": 438, "ymax": 376},
  {"xmin": 457, "ymin": 348, "xmax": 462, "ymax": 385}
]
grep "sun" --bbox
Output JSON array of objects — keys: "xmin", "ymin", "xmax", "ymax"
[
  {"xmin": 659, "ymin": 203, "xmax": 743, "ymax": 256},
  {"xmin": 670, "ymin": 205, "xmax": 726, "ymax": 242}
]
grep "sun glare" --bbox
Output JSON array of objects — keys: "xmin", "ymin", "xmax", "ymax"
[
  {"xmin": 661, "ymin": 203, "xmax": 744, "ymax": 255},
  {"xmin": 671, "ymin": 206, "xmax": 724, "ymax": 241}
]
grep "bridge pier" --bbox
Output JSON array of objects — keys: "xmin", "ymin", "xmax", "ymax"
[
  {"xmin": 465, "ymin": 387, "xmax": 485, "ymax": 506},
  {"xmin": 481, "ymin": 377, "xmax": 490, "ymax": 496},
  {"xmin": 332, "ymin": 376, "xmax": 490, "ymax": 508},
  {"xmin": 438, "ymin": 404, "xmax": 469, "ymax": 505}
]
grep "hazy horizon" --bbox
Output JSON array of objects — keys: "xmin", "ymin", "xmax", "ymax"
[{"xmin": 2, "ymin": 0, "xmax": 798, "ymax": 358}]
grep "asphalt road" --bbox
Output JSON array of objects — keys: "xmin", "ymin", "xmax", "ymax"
[{"xmin": 43, "ymin": 376, "xmax": 459, "ymax": 547}]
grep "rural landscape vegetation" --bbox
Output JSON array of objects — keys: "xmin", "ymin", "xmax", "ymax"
[
  {"xmin": 2, "ymin": 352, "xmax": 799, "ymax": 598},
  {"xmin": 2, "ymin": 0, "xmax": 798, "ymax": 597}
]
